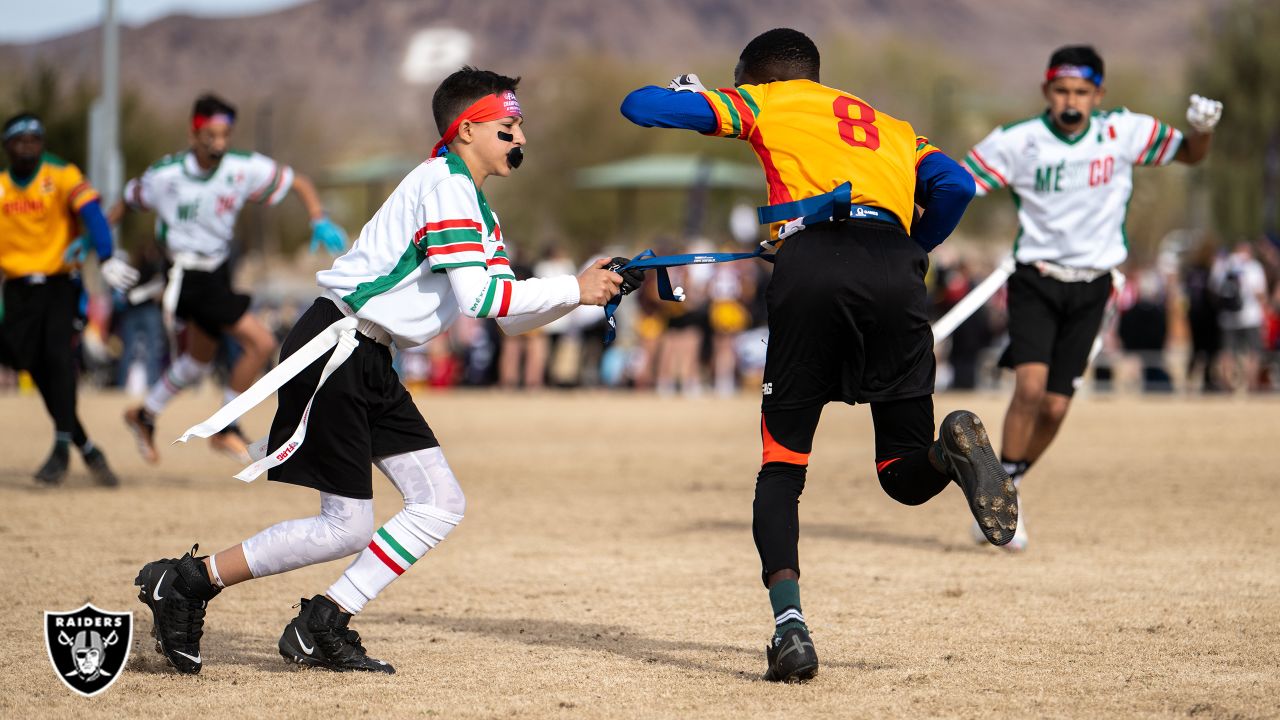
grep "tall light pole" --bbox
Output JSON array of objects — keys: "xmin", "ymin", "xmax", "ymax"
[{"xmin": 89, "ymin": 0, "xmax": 121, "ymax": 209}]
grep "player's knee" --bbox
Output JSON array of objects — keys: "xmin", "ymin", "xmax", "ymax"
[
  {"xmin": 402, "ymin": 502, "xmax": 464, "ymax": 548},
  {"xmin": 1012, "ymin": 380, "xmax": 1046, "ymax": 408},
  {"xmin": 323, "ymin": 500, "xmax": 376, "ymax": 556},
  {"xmin": 1039, "ymin": 395, "xmax": 1071, "ymax": 425}
]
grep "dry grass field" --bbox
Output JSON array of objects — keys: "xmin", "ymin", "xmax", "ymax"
[{"xmin": 0, "ymin": 388, "xmax": 1276, "ymax": 719}]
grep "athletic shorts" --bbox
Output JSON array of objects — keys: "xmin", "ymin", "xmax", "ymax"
[
  {"xmin": 267, "ymin": 297, "xmax": 439, "ymax": 499},
  {"xmin": 1221, "ymin": 326, "xmax": 1262, "ymax": 355},
  {"xmin": 999, "ymin": 263, "xmax": 1112, "ymax": 397},
  {"xmin": 174, "ymin": 262, "xmax": 251, "ymax": 338},
  {"xmin": 0, "ymin": 274, "xmax": 78, "ymax": 371},
  {"xmin": 761, "ymin": 219, "xmax": 935, "ymax": 412}
]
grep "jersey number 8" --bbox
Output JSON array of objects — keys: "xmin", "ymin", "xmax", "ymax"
[{"xmin": 833, "ymin": 97, "xmax": 880, "ymax": 151}]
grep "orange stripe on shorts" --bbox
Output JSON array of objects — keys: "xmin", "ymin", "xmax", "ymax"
[{"xmin": 761, "ymin": 415, "xmax": 810, "ymax": 466}]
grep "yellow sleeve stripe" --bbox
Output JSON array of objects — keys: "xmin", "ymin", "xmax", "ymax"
[{"xmin": 68, "ymin": 182, "xmax": 100, "ymax": 211}]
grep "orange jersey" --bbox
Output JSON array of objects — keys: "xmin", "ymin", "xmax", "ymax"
[
  {"xmin": 698, "ymin": 80, "xmax": 938, "ymax": 234},
  {"xmin": 0, "ymin": 153, "xmax": 98, "ymax": 277}
]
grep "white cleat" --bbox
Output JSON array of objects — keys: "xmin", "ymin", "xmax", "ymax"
[{"xmin": 971, "ymin": 510, "xmax": 1027, "ymax": 551}]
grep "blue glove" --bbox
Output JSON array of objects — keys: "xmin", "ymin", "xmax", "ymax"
[
  {"xmin": 309, "ymin": 216, "xmax": 348, "ymax": 255},
  {"xmin": 64, "ymin": 236, "xmax": 91, "ymax": 264}
]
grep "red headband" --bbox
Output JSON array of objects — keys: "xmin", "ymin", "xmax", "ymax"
[
  {"xmin": 191, "ymin": 113, "xmax": 234, "ymax": 133},
  {"xmin": 431, "ymin": 91, "xmax": 522, "ymax": 158}
]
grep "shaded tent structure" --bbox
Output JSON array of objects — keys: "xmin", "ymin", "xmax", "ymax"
[{"xmin": 576, "ymin": 154, "xmax": 762, "ymax": 238}]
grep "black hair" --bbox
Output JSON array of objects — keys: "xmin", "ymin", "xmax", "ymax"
[
  {"xmin": 191, "ymin": 93, "xmax": 237, "ymax": 121},
  {"xmin": 432, "ymin": 66, "xmax": 522, "ymax": 136},
  {"xmin": 1047, "ymin": 45, "xmax": 1104, "ymax": 79},
  {"xmin": 3, "ymin": 112, "xmax": 41, "ymax": 134},
  {"xmin": 739, "ymin": 28, "xmax": 820, "ymax": 82}
]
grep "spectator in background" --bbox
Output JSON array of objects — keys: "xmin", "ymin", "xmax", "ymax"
[
  {"xmin": 1182, "ymin": 238, "xmax": 1222, "ymax": 392},
  {"xmin": 708, "ymin": 243, "xmax": 755, "ymax": 396},
  {"xmin": 1117, "ymin": 268, "xmax": 1172, "ymax": 392},
  {"xmin": 1211, "ymin": 241, "xmax": 1268, "ymax": 392},
  {"xmin": 934, "ymin": 257, "xmax": 995, "ymax": 390},
  {"xmin": 113, "ymin": 243, "xmax": 169, "ymax": 392}
]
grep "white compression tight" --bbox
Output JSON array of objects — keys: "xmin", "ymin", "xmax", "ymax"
[
  {"xmin": 144, "ymin": 353, "xmax": 211, "ymax": 415},
  {"xmin": 326, "ymin": 447, "xmax": 465, "ymax": 614},
  {"xmin": 241, "ymin": 493, "xmax": 375, "ymax": 578}
]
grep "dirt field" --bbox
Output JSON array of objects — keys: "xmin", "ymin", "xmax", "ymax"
[{"xmin": 0, "ymin": 388, "xmax": 1276, "ymax": 719}]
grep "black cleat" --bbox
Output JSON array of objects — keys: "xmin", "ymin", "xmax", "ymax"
[
  {"xmin": 763, "ymin": 627, "xmax": 819, "ymax": 682},
  {"xmin": 278, "ymin": 595, "xmax": 395, "ymax": 673},
  {"xmin": 82, "ymin": 447, "xmax": 120, "ymax": 487},
  {"xmin": 34, "ymin": 445, "xmax": 70, "ymax": 485},
  {"xmin": 938, "ymin": 410, "xmax": 1018, "ymax": 546},
  {"xmin": 134, "ymin": 545, "xmax": 220, "ymax": 674},
  {"xmin": 124, "ymin": 406, "xmax": 160, "ymax": 464}
]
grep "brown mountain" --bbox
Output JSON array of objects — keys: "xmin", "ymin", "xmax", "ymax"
[{"xmin": 3, "ymin": 0, "xmax": 1218, "ymax": 147}]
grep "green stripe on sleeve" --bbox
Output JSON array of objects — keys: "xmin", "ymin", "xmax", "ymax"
[
  {"xmin": 423, "ymin": 227, "xmax": 483, "ymax": 247},
  {"xmin": 737, "ymin": 87, "xmax": 761, "ymax": 116},
  {"xmin": 963, "ymin": 155, "xmax": 1000, "ymax": 188},
  {"xmin": 477, "ymin": 277, "xmax": 499, "ymax": 317},
  {"xmin": 1142, "ymin": 124, "xmax": 1169, "ymax": 165},
  {"xmin": 711, "ymin": 89, "xmax": 742, "ymax": 137}
]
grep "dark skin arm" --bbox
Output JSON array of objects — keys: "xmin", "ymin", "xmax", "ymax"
[{"xmin": 1174, "ymin": 129, "xmax": 1212, "ymax": 165}]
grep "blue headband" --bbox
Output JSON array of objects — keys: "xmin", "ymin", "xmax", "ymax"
[
  {"xmin": 1045, "ymin": 64, "xmax": 1103, "ymax": 86},
  {"xmin": 3, "ymin": 117, "xmax": 44, "ymax": 142}
]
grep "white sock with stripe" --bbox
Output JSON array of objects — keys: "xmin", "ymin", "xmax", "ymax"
[
  {"xmin": 326, "ymin": 447, "xmax": 465, "ymax": 614},
  {"xmin": 144, "ymin": 354, "xmax": 211, "ymax": 415},
  {"xmin": 326, "ymin": 504, "xmax": 461, "ymax": 613}
]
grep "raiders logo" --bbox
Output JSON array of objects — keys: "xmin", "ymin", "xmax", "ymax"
[{"xmin": 44, "ymin": 604, "xmax": 132, "ymax": 697}]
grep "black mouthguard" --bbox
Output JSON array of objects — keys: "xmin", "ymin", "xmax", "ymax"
[
  {"xmin": 1060, "ymin": 107, "xmax": 1083, "ymax": 124},
  {"xmin": 507, "ymin": 146, "xmax": 524, "ymax": 169}
]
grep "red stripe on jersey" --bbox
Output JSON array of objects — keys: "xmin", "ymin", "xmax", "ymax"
[
  {"xmin": 1138, "ymin": 119, "xmax": 1160, "ymax": 161},
  {"xmin": 497, "ymin": 280, "xmax": 512, "ymax": 317},
  {"xmin": 248, "ymin": 166, "xmax": 281, "ymax": 201},
  {"xmin": 724, "ymin": 88, "xmax": 756, "ymax": 138},
  {"xmin": 413, "ymin": 219, "xmax": 484, "ymax": 243},
  {"xmin": 915, "ymin": 148, "xmax": 940, "ymax": 169},
  {"xmin": 425, "ymin": 242, "xmax": 485, "ymax": 256},
  {"xmin": 368, "ymin": 542, "xmax": 405, "ymax": 575},
  {"xmin": 488, "ymin": 255, "xmax": 511, "ymax": 267},
  {"xmin": 748, "ymin": 126, "xmax": 793, "ymax": 206},
  {"xmin": 967, "ymin": 166, "xmax": 994, "ymax": 193},
  {"xmin": 1154, "ymin": 127, "xmax": 1176, "ymax": 165},
  {"xmin": 968, "ymin": 148, "xmax": 1008, "ymax": 187}
]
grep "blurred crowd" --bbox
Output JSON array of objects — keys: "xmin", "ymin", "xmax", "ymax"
[{"xmin": 3, "ymin": 234, "xmax": 1280, "ymax": 398}]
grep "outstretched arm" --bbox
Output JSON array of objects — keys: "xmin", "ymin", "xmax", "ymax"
[
  {"xmin": 912, "ymin": 152, "xmax": 976, "ymax": 252},
  {"xmin": 620, "ymin": 86, "xmax": 718, "ymax": 133}
]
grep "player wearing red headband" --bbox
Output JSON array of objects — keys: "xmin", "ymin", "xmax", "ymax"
[
  {"xmin": 961, "ymin": 45, "xmax": 1221, "ymax": 551},
  {"xmin": 115, "ymin": 94, "xmax": 348, "ymax": 466},
  {"xmin": 132, "ymin": 68, "xmax": 633, "ymax": 676}
]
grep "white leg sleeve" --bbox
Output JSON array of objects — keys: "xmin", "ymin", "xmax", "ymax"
[
  {"xmin": 241, "ymin": 493, "xmax": 374, "ymax": 578},
  {"xmin": 326, "ymin": 447, "xmax": 464, "ymax": 614},
  {"xmin": 144, "ymin": 353, "xmax": 211, "ymax": 415}
]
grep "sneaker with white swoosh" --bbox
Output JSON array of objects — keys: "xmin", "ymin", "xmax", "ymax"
[
  {"xmin": 278, "ymin": 595, "xmax": 395, "ymax": 673},
  {"xmin": 134, "ymin": 544, "xmax": 220, "ymax": 674}
]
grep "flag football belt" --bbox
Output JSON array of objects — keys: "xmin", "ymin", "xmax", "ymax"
[
  {"xmin": 1031, "ymin": 260, "xmax": 1110, "ymax": 283},
  {"xmin": 756, "ymin": 181, "xmax": 901, "ymax": 229},
  {"xmin": 160, "ymin": 252, "xmax": 228, "ymax": 360},
  {"xmin": 176, "ymin": 296, "xmax": 391, "ymax": 482}
]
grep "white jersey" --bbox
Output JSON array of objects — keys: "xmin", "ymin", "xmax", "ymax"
[
  {"xmin": 317, "ymin": 152, "xmax": 580, "ymax": 349},
  {"xmin": 964, "ymin": 109, "xmax": 1183, "ymax": 270},
  {"xmin": 124, "ymin": 150, "xmax": 294, "ymax": 265}
]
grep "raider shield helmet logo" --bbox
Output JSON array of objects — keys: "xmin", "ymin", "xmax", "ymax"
[{"xmin": 44, "ymin": 603, "xmax": 132, "ymax": 697}]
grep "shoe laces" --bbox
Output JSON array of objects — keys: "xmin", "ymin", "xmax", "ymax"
[{"xmin": 159, "ymin": 597, "xmax": 207, "ymax": 643}]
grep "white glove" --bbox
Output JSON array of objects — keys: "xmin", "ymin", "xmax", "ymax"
[
  {"xmin": 668, "ymin": 73, "xmax": 706, "ymax": 93},
  {"xmin": 100, "ymin": 256, "xmax": 140, "ymax": 292},
  {"xmin": 1186, "ymin": 94, "xmax": 1223, "ymax": 133}
]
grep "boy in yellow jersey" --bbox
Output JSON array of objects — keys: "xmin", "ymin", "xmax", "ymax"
[
  {"xmin": 622, "ymin": 28, "xmax": 1016, "ymax": 682},
  {"xmin": 0, "ymin": 113, "xmax": 137, "ymax": 486}
]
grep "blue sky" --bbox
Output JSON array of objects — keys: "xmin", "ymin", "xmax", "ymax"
[{"xmin": 0, "ymin": 0, "xmax": 311, "ymax": 43}]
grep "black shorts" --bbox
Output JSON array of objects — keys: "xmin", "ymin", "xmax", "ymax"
[
  {"xmin": 267, "ymin": 298, "xmax": 439, "ymax": 499},
  {"xmin": 999, "ymin": 263, "xmax": 1112, "ymax": 396},
  {"xmin": 174, "ymin": 262, "xmax": 251, "ymax": 338},
  {"xmin": 0, "ymin": 274, "xmax": 78, "ymax": 371},
  {"xmin": 761, "ymin": 220, "xmax": 935, "ymax": 412}
]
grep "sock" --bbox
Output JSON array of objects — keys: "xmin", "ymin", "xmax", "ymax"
[
  {"xmin": 769, "ymin": 579, "xmax": 807, "ymax": 639},
  {"xmin": 144, "ymin": 354, "xmax": 211, "ymax": 415},
  {"xmin": 326, "ymin": 504, "xmax": 462, "ymax": 614},
  {"xmin": 1000, "ymin": 456, "xmax": 1030, "ymax": 487},
  {"xmin": 53, "ymin": 432, "xmax": 71, "ymax": 456}
]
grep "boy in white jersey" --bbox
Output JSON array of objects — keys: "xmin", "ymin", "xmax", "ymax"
[
  {"xmin": 962, "ymin": 46, "xmax": 1222, "ymax": 550},
  {"xmin": 132, "ymin": 68, "xmax": 632, "ymax": 675},
  {"xmin": 114, "ymin": 94, "xmax": 349, "ymax": 465}
]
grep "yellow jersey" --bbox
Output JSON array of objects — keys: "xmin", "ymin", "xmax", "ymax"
[
  {"xmin": 698, "ymin": 80, "xmax": 938, "ymax": 233},
  {"xmin": 0, "ymin": 153, "xmax": 99, "ymax": 278}
]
